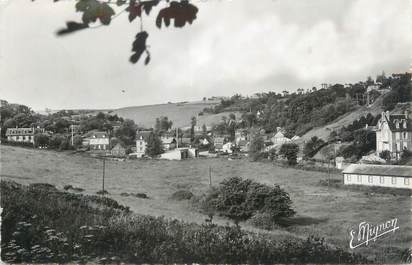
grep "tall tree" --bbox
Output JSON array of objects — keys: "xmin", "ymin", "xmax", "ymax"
[
  {"xmin": 145, "ymin": 132, "xmax": 164, "ymax": 157},
  {"xmin": 190, "ymin": 116, "xmax": 197, "ymax": 141}
]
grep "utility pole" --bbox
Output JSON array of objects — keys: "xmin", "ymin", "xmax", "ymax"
[
  {"xmin": 71, "ymin": 125, "xmax": 74, "ymax": 146},
  {"xmin": 209, "ymin": 166, "xmax": 212, "ymax": 186},
  {"xmin": 176, "ymin": 127, "xmax": 179, "ymax": 149},
  {"xmin": 102, "ymin": 158, "xmax": 106, "ymax": 194}
]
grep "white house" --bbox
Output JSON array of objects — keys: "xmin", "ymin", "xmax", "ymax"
[
  {"xmin": 375, "ymin": 111, "xmax": 411, "ymax": 159},
  {"xmin": 89, "ymin": 132, "xmax": 110, "ymax": 152},
  {"xmin": 135, "ymin": 130, "xmax": 151, "ymax": 157},
  {"xmin": 5, "ymin": 127, "xmax": 43, "ymax": 145},
  {"xmin": 161, "ymin": 135, "xmax": 176, "ymax": 150},
  {"xmin": 271, "ymin": 127, "xmax": 291, "ymax": 145},
  {"xmin": 342, "ymin": 164, "xmax": 412, "ymax": 189},
  {"xmin": 222, "ymin": 142, "xmax": 234, "ymax": 154}
]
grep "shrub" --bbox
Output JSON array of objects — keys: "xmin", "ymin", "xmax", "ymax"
[
  {"xmin": 171, "ymin": 190, "xmax": 194, "ymax": 201},
  {"xmin": 199, "ymin": 177, "xmax": 295, "ymax": 222},
  {"xmin": 120, "ymin": 192, "xmax": 149, "ymax": 199},
  {"xmin": 248, "ymin": 212, "xmax": 280, "ymax": 230},
  {"xmin": 379, "ymin": 150, "xmax": 392, "ymax": 161},
  {"xmin": 279, "ymin": 143, "xmax": 299, "ymax": 165}
]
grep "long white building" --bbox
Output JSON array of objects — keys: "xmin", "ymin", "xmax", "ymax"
[{"xmin": 343, "ymin": 164, "xmax": 412, "ymax": 189}]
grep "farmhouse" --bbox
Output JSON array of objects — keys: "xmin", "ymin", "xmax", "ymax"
[
  {"xmin": 6, "ymin": 127, "xmax": 44, "ymax": 145},
  {"xmin": 235, "ymin": 129, "xmax": 248, "ymax": 145},
  {"xmin": 222, "ymin": 142, "xmax": 234, "ymax": 154},
  {"xmin": 271, "ymin": 127, "xmax": 291, "ymax": 145},
  {"xmin": 161, "ymin": 135, "xmax": 176, "ymax": 150},
  {"xmin": 89, "ymin": 132, "xmax": 110, "ymax": 152},
  {"xmin": 375, "ymin": 111, "xmax": 411, "ymax": 159},
  {"xmin": 111, "ymin": 143, "xmax": 126, "ymax": 157},
  {"xmin": 213, "ymin": 136, "xmax": 226, "ymax": 152},
  {"xmin": 160, "ymin": 148, "xmax": 198, "ymax": 160},
  {"xmin": 343, "ymin": 164, "xmax": 412, "ymax": 189}
]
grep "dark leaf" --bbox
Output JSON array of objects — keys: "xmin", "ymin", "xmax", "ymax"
[
  {"xmin": 156, "ymin": 1, "xmax": 198, "ymax": 29},
  {"xmin": 144, "ymin": 54, "xmax": 151, "ymax": 65},
  {"xmin": 141, "ymin": 0, "xmax": 160, "ymax": 15},
  {"xmin": 57, "ymin": 21, "xmax": 89, "ymax": 36},
  {"xmin": 126, "ymin": 0, "xmax": 142, "ymax": 22},
  {"xmin": 75, "ymin": 0, "xmax": 115, "ymax": 25},
  {"xmin": 129, "ymin": 31, "xmax": 149, "ymax": 64}
]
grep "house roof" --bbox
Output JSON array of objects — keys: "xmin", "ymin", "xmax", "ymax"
[
  {"xmin": 343, "ymin": 164, "xmax": 412, "ymax": 178},
  {"xmin": 161, "ymin": 137, "xmax": 176, "ymax": 144},
  {"xmin": 83, "ymin": 130, "xmax": 108, "ymax": 138},
  {"xmin": 6, "ymin": 128, "xmax": 35, "ymax": 136},
  {"xmin": 90, "ymin": 138, "xmax": 110, "ymax": 145},
  {"xmin": 380, "ymin": 113, "xmax": 412, "ymax": 132},
  {"xmin": 136, "ymin": 131, "xmax": 152, "ymax": 141},
  {"xmin": 112, "ymin": 143, "xmax": 126, "ymax": 150},
  {"xmin": 273, "ymin": 131, "xmax": 285, "ymax": 138}
]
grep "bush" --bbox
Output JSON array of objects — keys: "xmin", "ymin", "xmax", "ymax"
[
  {"xmin": 248, "ymin": 212, "xmax": 280, "ymax": 230},
  {"xmin": 379, "ymin": 150, "xmax": 392, "ymax": 161},
  {"xmin": 199, "ymin": 177, "xmax": 295, "ymax": 222},
  {"xmin": 120, "ymin": 192, "xmax": 149, "ymax": 199},
  {"xmin": 279, "ymin": 143, "xmax": 299, "ymax": 165},
  {"xmin": 171, "ymin": 190, "xmax": 194, "ymax": 201}
]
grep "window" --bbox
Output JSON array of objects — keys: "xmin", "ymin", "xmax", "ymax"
[
  {"xmin": 405, "ymin": 178, "xmax": 410, "ymax": 185},
  {"xmin": 404, "ymin": 132, "xmax": 407, "ymax": 139},
  {"xmin": 396, "ymin": 133, "xmax": 400, "ymax": 140},
  {"xmin": 357, "ymin": 175, "xmax": 362, "ymax": 183},
  {"xmin": 23, "ymin": 136, "xmax": 25, "ymax": 140},
  {"xmin": 395, "ymin": 121, "xmax": 399, "ymax": 129},
  {"xmin": 380, "ymin": 176, "xmax": 384, "ymax": 184},
  {"xmin": 346, "ymin": 174, "xmax": 351, "ymax": 181},
  {"xmin": 368, "ymin": 176, "xmax": 373, "ymax": 183},
  {"xmin": 391, "ymin": 177, "xmax": 396, "ymax": 185}
]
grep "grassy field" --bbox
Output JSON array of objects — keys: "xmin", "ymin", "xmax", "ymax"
[
  {"xmin": 1, "ymin": 145, "xmax": 411, "ymax": 262},
  {"xmin": 112, "ymin": 101, "xmax": 240, "ymax": 128}
]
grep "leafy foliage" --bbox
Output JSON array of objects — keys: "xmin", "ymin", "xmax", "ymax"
[
  {"xmin": 199, "ymin": 177, "xmax": 295, "ymax": 222},
  {"xmin": 279, "ymin": 143, "xmax": 299, "ymax": 165},
  {"xmin": 339, "ymin": 130, "xmax": 376, "ymax": 160},
  {"xmin": 379, "ymin": 150, "xmax": 392, "ymax": 161},
  {"xmin": 248, "ymin": 134, "xmax": 265, "ymax": 161},
  {"xmin": 156, "ymin": 1, "xmax": 198, "ymax": 28},
  {"xmin": 382, "ymin": 73, "xmax": 412, "ymax": 110},
  {"xmin": 130, "ymin": 31, "xmax": 150, "ymax": 64},
  {"xmin": 145, "ymin": 132, "xmax": 164, "ymax": 157}
]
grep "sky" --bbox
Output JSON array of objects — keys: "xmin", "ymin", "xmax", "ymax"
[{"xmin": 0, "ymin": 0, "xmax": 411, "ymax": 110}]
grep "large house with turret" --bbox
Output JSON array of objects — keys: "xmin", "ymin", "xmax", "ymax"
[{"xmin": 375, "ymin": 111, "xmax": 411, "ymax": 159}]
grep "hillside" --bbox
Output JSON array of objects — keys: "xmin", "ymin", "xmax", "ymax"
[
  {"xmin": 299, "ymin": 93, "xmax": 387, "ymax": 142},
  {"xmin": 300, "ymin": 96, "xmax": 411, "ymax": 142},
  {"xmin": 112, "ymin": 101, "xmax": 240, "ymax": 128}
]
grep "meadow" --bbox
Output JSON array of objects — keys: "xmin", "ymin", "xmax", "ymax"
[{"xmin": 1, "ymin": 145, "xmax": 411, "ymax": 262}]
